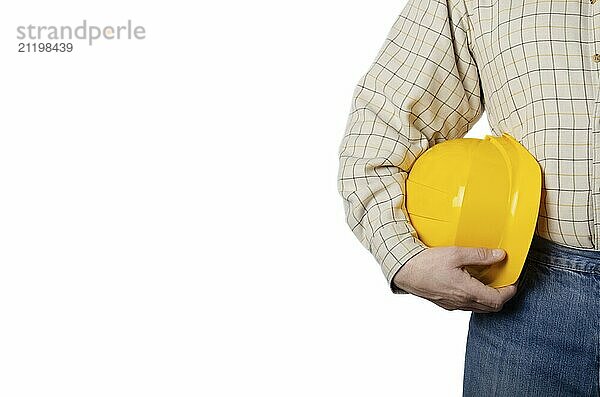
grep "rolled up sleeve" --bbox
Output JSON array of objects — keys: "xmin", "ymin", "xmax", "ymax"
[{"xmin": 337, "ymin": 0, "xmax": 485, "ymax": 293}]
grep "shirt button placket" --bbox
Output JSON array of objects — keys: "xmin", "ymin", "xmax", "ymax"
[{"xmin": 592, "ymin": 0, "xmax": 600, "ymax": 248}]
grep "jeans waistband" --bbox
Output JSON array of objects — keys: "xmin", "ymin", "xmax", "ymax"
[{"xmin": 527, "ymin": 234, "xmax": 600, "ymax": 273}]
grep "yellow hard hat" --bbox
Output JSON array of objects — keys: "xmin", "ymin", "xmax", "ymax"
[{"xmin": 405, "ymin": 132, "xmax": 542, "ymax": 288}]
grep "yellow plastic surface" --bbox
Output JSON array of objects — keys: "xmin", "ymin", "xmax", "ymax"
[{"xmin": 405, "ymin": 133, "xmax": 542, "ymax": 288}]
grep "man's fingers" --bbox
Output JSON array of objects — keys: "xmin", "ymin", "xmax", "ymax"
[
  {"xmin": 451, "ymin": 265, "xmax": 516, "ymax": 306},
  {"xmin": 465, "ymin": 280, "xmax": 518, "ymax": 310},
  {"xmin": 462, "ymin": 304, "xmax": 498, "ymax": 313},
  {"xmin": 433, "ymin": 298, "xmax": 509, "ymax": 313},
  {"xmin": 447, "ymin": 246, "xmax": 506, "ymax": 267},
  {"xmin": 432, "ymin": 276, "xmax": 519, "ymax": 312},
  {"xmin": 495, "ymin": 284, "xmax": 519, "ymax": 301}
]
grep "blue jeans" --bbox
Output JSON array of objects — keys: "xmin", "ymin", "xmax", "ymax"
[{"xmin": 463, "ymin": 234, "xmax": 600, "ymax": 396}]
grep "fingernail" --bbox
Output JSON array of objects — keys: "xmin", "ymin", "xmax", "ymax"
[{"xmin": 492, "ymin": 249, "xmax": 504, "ymax": 258}]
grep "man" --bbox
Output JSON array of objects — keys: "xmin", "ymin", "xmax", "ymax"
[{"xmin": 337, "ymin": 0, "xmax": 600, "ymax": 395}]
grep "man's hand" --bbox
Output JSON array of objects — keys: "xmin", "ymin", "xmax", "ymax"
[{"xmin": 393, "ymin": 247, "xmax": 518, "ymax": 313}]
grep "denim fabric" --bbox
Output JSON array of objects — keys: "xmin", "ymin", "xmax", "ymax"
[{"xmin": 463, "ymin": 234, "xmax": 600, "ymax": 396}]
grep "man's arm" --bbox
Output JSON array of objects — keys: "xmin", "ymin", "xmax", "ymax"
[{"xmin": 337, "ymin": 0, "xmax": 485, "ymax": 293}]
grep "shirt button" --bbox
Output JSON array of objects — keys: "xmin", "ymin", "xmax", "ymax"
[{"xmin": 593, "ymin": 54, "xmax": 600, "ymax": 62}]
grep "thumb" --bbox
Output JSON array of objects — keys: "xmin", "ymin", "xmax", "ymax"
[{"xmin": 449, "ymin": 247, "xmax": 506, "ymax": 267}]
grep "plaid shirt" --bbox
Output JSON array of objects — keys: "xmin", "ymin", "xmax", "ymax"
[{"xmin": 338, "ymin": 0, "xmax": 600, "ymax": 293}]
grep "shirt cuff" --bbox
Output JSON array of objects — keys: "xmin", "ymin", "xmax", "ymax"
[{"xmin": 383, "ymin": 238, "xmax": 429, "ymax": 294}]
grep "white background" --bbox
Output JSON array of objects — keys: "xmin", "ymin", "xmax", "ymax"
[{"xmin": 0, "ymin": 1, "xmax": 490, "ymax": 396}]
